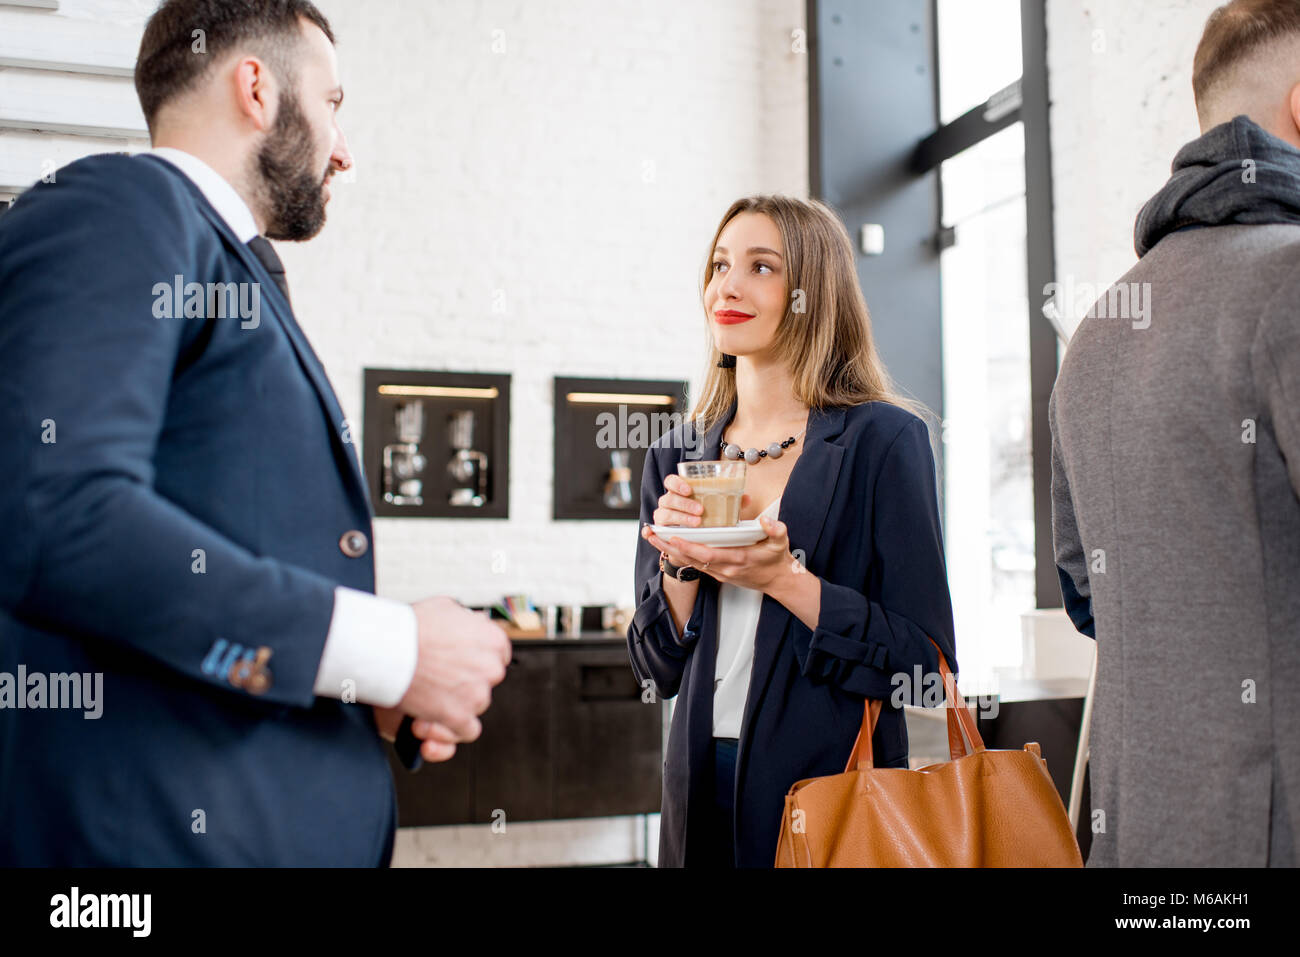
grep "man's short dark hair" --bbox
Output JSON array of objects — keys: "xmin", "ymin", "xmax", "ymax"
[
  {"xmin": 135, "ymin": 0, "xmax": 334, "ymax": 133},
  {"xmin": 1194, "ymin": 0, "xmax": 1300, "ymax": 114}
]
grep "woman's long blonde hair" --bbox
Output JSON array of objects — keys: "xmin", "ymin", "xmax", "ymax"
[{"xmin": 689, "ymin": 195, "xmax": 927, "ymax": 433}]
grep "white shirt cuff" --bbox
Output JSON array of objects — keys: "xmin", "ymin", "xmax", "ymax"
[{"xmin": 313, "ymin": 587, "xmax": 418, "ymax": 707}]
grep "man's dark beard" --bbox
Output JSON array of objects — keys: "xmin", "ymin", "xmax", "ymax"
[{"xmin": 256, "ymin": 89, "xmax": 331, "ymax": 241}]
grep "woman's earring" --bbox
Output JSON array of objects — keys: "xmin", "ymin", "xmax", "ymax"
[{"xmin": 716, "ymin": 353, "xmax": 737, "ymax": 368}]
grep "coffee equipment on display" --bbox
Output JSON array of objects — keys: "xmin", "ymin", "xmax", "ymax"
[
  {"xmin": 602, "ymin": 450, "xmax": 634, "ymax": 509},
  {"xmin": 381, "ymin": 400, "xmax": 428, "ymax": 506},
  {"xmin": 446, "ymin": 409, "xmax": 490, "ymax": 507}
]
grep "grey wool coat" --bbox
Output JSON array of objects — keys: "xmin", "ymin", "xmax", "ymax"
[{"xmin": 1051, "ymin": 115, "xmax": 1300, "ymax": 866}]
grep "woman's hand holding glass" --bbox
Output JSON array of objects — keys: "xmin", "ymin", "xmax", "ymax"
[{"xmin": 641, "ymin": 474, "xmax": 803, "ymax": 595}]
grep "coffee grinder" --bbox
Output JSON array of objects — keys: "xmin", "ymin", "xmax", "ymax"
[
  {"xmin": 446, "ymin": 409, "xmax": 489, "ymax": 507},
  {"xmin": 382, "ymin": 400, "xmax": 428, "ymax": 506}
]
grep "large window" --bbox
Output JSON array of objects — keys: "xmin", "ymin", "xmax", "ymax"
[
  {"xmin": 939, "ymin": 122, "xmax": 1034, "ymax": 677},
  {"xmin": 808, "ymin": 0, "xmax": 1057, "ymax": 681},
  {"xmin": 936, "ymin": 0, "xmax": 1023, "ymax": 125},
  {"xmin": 928, "ymin": 0, "xmax": 1054, "ymax": 679}
]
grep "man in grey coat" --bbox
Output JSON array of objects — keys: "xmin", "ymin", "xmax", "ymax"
[{"xmin": 1051, "ymin": 0, "xmax": 1299, "ymax": 866}]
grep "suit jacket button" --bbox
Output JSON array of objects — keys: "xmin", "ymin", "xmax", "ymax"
[{"xmin": 340, "ymin": 530, "xmax": 368, "ymax": 558}]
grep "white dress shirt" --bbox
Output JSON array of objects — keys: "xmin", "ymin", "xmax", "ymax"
[
  {"xmin": 147, "ymin": 146, "xmax": 418, "ymax": 708},
  {"xmin": 712, "ymin": 495, "xmax": 781, "ymax": 738}
]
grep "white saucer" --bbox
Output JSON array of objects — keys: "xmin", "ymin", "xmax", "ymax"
[{"xmin": 648, "ymin": 520, "xmax": 768, "ymax": 548}]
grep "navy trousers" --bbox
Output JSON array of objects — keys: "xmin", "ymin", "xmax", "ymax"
[{"xmin": 711, "ymin": 737, "xmax": 739, "ymax": 867}]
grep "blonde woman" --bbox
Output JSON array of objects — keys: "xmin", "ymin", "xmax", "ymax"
[{"xmin": 629, "ymin": 195, "xmax": 958, "ymax": 868}]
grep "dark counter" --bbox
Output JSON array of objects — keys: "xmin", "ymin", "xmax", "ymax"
[{"xmin": 387, "ymin": 633, "xmax": 661, "ymax": 827}]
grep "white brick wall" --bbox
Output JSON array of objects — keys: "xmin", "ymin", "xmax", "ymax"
[
  {"xmin": 2, "ymin": 0, "xmax": 808, "ymax": 871},
  {"xmin": 4, "ymin": 0, "xmax": 1230, "ymax": 604},
  {"xmin": 0, "ymin": 0, "xmax": 153, "ymax": 188},
  {"xmin": 1046, "ymin": 0, "xmax": 1221, "ymax": 337},
  {"xmin": 4, "ymin": 0, "xmax": 1231, "ymax": 868},
  {"xmin": 289, "ymin": 0, "xmax": 809, "ymax": 866},
  {"xmin": 0, "ymin": 0, "xmax": 809, "ymax": 609},
  {"xmin": 285, "ymin": 0, "xmax": 809, "ymax": 611},
  {"xmin": 8, "ymin": 0, "xmax": 1231, "ymax": 867}
]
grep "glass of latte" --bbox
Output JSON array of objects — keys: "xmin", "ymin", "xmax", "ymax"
[{"xmin": 676, "ymin": 460, "xmax": 747, "ymax": 527}]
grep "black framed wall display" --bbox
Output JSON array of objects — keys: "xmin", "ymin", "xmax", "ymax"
[
  {"xmin": 553, "ymin": 376, "xmax": 688, "ymax": 521},
  {"xmin": 363, "ymin": 368, "xmax": 510, "ymax": 519}
]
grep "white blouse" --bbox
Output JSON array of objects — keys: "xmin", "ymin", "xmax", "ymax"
[{"xmin": 712, "ymin": 495, "xmax": 781, "ymax": 738}]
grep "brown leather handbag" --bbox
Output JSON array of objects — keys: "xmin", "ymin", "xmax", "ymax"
[{"xmin": 774, "ymin": 640, "xmax": 1083, "ymax": 867}]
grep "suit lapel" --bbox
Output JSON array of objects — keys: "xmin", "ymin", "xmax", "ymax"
[
  {"xmin": 148, "ymin": 157, "xmax": 373, "ymax": 517},
  {"xmin": 690, "ymin": 400, "xmax": 846, "ymax": 559},
  {"xmin": 773, "ymin": 405, "xmax": 846, "ymax": 569},
  {"xmin": 683, "ymin": 403, "xmax": 737, "ymax": 788},
  {"xmin": 233, "ymin": 233, "xmax": 372, "ymax": 516},
  {"xmin": 684, "ymin": 400, "xmax": 849, "ymax": 776},
  {"xmin": 740, "ymin": 405, "xmax": 847, "ymax": 747}
]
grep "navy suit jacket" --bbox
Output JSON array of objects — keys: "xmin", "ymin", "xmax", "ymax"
[
  {"xmin": 0, "ymin": 153, "xmax": 398, "ymax": 865},
  {"xmin": 628, "ymin": 399, "xmax": 958, "ymax": 867}
]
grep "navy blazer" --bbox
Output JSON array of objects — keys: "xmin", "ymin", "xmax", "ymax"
[
  {"xmin": 0, "ymin": 153, "xmax": 397, "ymax": 865},
  {"xmin": 628, "ymin": 399, "xmax": 958, "ymax": 867}
]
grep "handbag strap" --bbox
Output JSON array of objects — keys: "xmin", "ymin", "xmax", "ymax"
[{"xmin": 844, "ymin": 636, "xmax": 984, "ymax": 772}]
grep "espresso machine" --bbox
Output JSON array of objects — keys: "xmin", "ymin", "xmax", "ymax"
[
  {"xmin": 446, "ymin": 409, "xmax": 490, "ymax": 507},
  {"xmin": 382, "ymin": 400, "xmax": 428, "ymax": 506}
]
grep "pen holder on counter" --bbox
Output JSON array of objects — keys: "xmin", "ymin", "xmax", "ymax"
[{"xmin": 482, "ymin": 598, "xmax": 547, "ymax": 638}]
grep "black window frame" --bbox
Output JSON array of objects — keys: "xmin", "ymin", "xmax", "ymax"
[{"xmin": 808, "ymin": 0, "xmax": 1059, "ymax": 608}]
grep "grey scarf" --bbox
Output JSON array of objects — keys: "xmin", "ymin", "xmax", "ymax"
[{"xmin": 1134, "ymin": 114, "xmax": 1300, "ymax": 256}]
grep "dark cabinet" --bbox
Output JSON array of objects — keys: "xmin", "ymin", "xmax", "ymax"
[
  {"xmin": 473, "ymin": 649, "xmax": 554, "ymax": 822},
  {"xmin": 387, "ymin": 639, "xmax": 663, "ymax": 827},
  {"xmin": 552, "ymin": 658, "xmax": 661, "ymax": 819},
  {"xmin": 387, "ymin": 731, "xmax": 473, "ymax": 826}
]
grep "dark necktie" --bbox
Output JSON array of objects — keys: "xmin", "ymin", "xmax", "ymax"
[{"xmin": 247, "ymin": 235, "xmax": 291, "ymax": 305}]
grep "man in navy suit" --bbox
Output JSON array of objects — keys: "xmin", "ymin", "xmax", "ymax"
[{"xmin": 0, "ymin": 0, "xmax": 509, "ymax": 865}]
